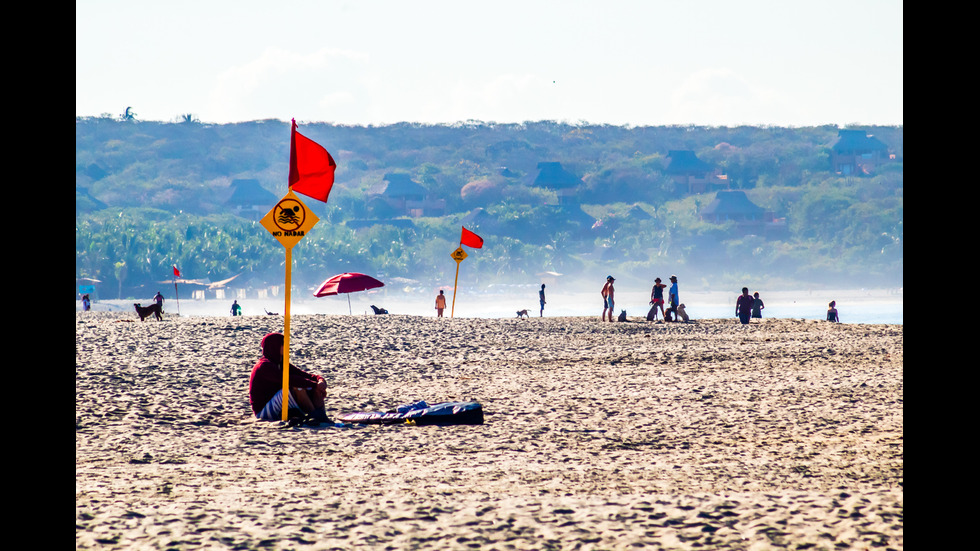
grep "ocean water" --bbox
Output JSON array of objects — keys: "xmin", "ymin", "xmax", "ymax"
[{"xmin": 83, "ymin": 288, "xmax": 903, "ymax": 325}]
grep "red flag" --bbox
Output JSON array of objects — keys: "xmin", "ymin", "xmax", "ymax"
[
  {"xmin": 460, "ymin": 227, "xmax": 484, "ymax": 249},
  {"xmin": 288, "ymin": 119, "xmax": 337, "ymax": 203},
  {"xmin": 173, "ymin": 265, "xmax": 182, "ymax": 278}
]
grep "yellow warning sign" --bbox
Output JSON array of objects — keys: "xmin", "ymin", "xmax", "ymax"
[
  {"xmin": 260, "ymin": 190, "xmax": 319, "ymax": 249},
  {"xmin": 450, "ymin": 247, "xmax": 468, "ymax": 263}
]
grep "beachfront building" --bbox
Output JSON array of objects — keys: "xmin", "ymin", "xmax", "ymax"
[
  {"xmin": 700, "ymin": 190, "xmax": 786, "ymax": 235},
  {"xmin": 532, "ymin": 161, "xmax": 583, "ymax": 206},
  {"xmin": 830, "ymin": 129, "xmax": 891, "ymax": 176},
  {"xmin": 226, "ymin": 179, "xmax": 277, "ymax": 219},
  {"xmin": 664, "ymin": 150, "xmax": 730, "ymax": 195},
  {"xmin": 369, "ymin": 173, "xmax": 446, "ymax": 218}
]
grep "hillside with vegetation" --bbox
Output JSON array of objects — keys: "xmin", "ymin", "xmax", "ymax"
[{"xmin": 76, "ymin": 116, "xmax": 903, "ymax": 299}]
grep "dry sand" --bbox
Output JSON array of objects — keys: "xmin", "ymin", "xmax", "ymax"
[{"xmin": 76, "ymin": 311, "xmax": 903, "ymax": 550}]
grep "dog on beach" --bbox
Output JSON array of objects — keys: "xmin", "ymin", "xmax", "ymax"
[
  {"xmin": 134, "ymin": 302, "xmax": 163, "ymax": 321},
  {"xmin": 617, "ymin": 310, "xmax": 627, "ymax": 322},
  {"xmin": 516, "ymin": 309, "xmax": 530, "ymax": 319},
  {"xmin": 676, "ymin": 303, "xmax": 690, "ymax": 323},
  {"xmin": 371, "ymin": 305, "xmax": 389, "ymax": 315}
]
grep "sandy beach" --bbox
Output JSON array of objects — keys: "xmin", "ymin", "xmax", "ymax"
[{"xmin": 76, "ymin": 311, "xmax": 903, "ymax": 550}]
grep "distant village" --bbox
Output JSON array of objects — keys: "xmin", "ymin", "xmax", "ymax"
[
  {"xmin": 83, "ymin": 128, "xmax": 896, "ymax": 302},
  {"xmin": 227, "ymin": 127, "xmax": 891, "ymax": 235}
]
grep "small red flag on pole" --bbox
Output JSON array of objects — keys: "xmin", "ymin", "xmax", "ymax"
[
  {"xmin": 171, "ymin": 265, "xmax": 181, "ymax": 315},
  {"xmin": 288, "ymin": 119, "xmax": 337, "ymax": 203},
  {"xmin": 460, "ymin": 226, "xmax": 484, "ymax": 248}
]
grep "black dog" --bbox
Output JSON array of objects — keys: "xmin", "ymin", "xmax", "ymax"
[
  {"xmin": 617, "ymin": 309, "xmax": 628, "ymax": 322},
  {"xmin": 134, "ymin": 302, "xmax": 163, "ymax": 321},
  {"xmin": 370, "ymin": 305, "xmax": 389, "ymax": 315}
]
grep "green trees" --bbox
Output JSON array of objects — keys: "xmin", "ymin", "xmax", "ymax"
[{"xmin": 76, "ymin": 118, "xmax": 903, "ymax": 296}]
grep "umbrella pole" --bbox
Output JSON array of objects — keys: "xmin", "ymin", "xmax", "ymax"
[{"xmin": 348, "ymin": 294, "xmax": 352, "ymax": 315}]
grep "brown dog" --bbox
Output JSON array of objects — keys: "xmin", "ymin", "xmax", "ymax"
[
  {"xmin": 134, "ymin": 303, "xmax": 163, "ymax": 321},
  {"xmin": 516, "ymin": 309, "xmax": 530, "ymax": 319}
]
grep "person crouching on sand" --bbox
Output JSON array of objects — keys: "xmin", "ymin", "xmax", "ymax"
[{"xmin": 248, "ymin": 332, "xmax": 330, "ymax": 422}]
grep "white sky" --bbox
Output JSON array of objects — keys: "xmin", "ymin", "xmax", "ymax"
[{"xmin": 76, "ymin": 0, "xmax": 903, "ymax": 127}]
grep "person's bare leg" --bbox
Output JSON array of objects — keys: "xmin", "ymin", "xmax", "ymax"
[{"xmin": 291, "ymin": 387, "xmax": 315, "ymax": 413}]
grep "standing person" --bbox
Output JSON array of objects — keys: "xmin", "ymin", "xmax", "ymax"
[
  {"xmin": 153, "ymin": 291, "xmax": 164, "ymax": 310},
  {"xmin": 230, "ymin": 300, "xmax": 242, "ymax": 316},
  {"xmin": 735, "ymin": 287, "xmax": 754, "ymax": 325},
  {"xmin": 539, "ymin": 284, "xmax": 546, "ymax": 317},
  {"xmin": 248, "ymin": 332, "xmax": 329, "ymax": 423},
  {"xmin": 81, "ymin": 294, "xmax": 91, "ymax": 311},
  {"xmin": 827, "ymin": 300, "xmax": 840, "ymax": 322},
  {"xmin": 668, "ymin": 275, "xmax": 679, "ymax": 322},
  {"xmin": 649, "ymin": 277, "xmax": 667, "ymax": 321},
  {"xmin": 751, "ymin": 292, "xmax": 764, "ymax": 319},
  {"xmin": 602, "ymin": 276, "xmax": 616, "ymax": 322},
  {"xmin": 435, "ymin": 290, "xmax": 447, "ymax": 317}
]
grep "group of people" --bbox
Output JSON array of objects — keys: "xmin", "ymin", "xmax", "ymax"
[
  {"xmin": 646, "ymin": 275, "xmax": 680, "ymax": 322},
  {"xmin": 735, "ymin": 288, "xmax": 765, "ymax": 324},
  {"xmin": 602, "ymin": 274, "xmax": 682, "ymax": 322}
]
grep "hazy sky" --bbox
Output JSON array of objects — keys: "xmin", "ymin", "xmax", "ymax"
[{"xmin": 76, "ymin": 0, "xmax": 903, "ymax": 127}]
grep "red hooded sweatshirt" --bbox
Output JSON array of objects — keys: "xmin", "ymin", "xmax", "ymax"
[{"xmin": 248, "ymin": 332, "xmax": 323, "ymax": 416}]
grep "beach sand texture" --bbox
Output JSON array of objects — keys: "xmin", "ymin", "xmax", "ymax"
[{"xmin": 76, "ymin": 312, "xmax": 903, "ymax": 550}]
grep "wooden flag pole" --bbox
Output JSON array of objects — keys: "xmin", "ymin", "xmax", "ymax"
[{"xmin": 172, "ymin": 277, "xmax": 180, "ymax": 316}]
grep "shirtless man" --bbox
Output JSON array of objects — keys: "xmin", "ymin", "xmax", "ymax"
[{"xmin": 601, "ymin": 276, "xmax": 615, "ymax": 322}]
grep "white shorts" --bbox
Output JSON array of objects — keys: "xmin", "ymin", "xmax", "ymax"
[{"xmin": 256, "ymin": 389, "xmax": 300, "ymax": 421}]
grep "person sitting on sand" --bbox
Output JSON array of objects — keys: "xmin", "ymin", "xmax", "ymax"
[
  {"xmin": 827, "ymin": 301, "xmax": 840, "ymax": 322},
  {"xmin": 248, "ymin": 332, "xmax": 330, "ymax": 422}
]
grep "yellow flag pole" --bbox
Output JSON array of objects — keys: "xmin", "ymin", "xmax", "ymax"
[
  {"xmin": 450, "ymin": 260, "xmax": 460, "ymax": 318},
  {"xmin": 281, "ymin": 245, "xmax": 292, "ymax": 421}
]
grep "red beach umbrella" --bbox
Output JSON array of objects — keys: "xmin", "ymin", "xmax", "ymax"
[{"xmin": 313, "ymin": 272, "xmax": 385, "ymax": 314}]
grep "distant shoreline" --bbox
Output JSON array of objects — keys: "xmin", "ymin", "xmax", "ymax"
[{"xmin": 80, "ymin": 287, "xmax": 902, "ymax": 325}]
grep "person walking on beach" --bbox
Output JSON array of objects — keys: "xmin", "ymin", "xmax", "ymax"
[
  {"xmin": 435, "ymin": 290, "xmax": 447, "ymax": 317},
  {"xmin": 827, "ymin": 300, "xmax": 840, "ymax": 322},
  {"xmin": 230, "ymin": 300, "xmax": 242, "ymax": 316},
  {"xmin": 668, "ymin": 275, "xmax": 679, "ymax": 322},
  {"xmin": 735, "ymin": 287, "xmax": 754, "ymax": 325},
  {"xmin": 539, "ymin": 284, "xmax": 546, "ymax": 317},
  {"xmin": 153, "ymin": 291, "xmax": 164, "ymax": 310},
  {"xmin": 249, "ymin": 332, "xmax": 330, "ymax": 423},
  {"xmin": 751, "ymin": 292, "xmax": 764, "ymax": 319},
  {"xmin": 601, "ymin": 276, "xmax": 615, "ymax": 322},
  {"xmin": 81, "ymin": 294, "xmax": 91, "ymax": 311},
  {"xmin": 649, "ymin": 277, "xmax": 667, "ymax": 321}
]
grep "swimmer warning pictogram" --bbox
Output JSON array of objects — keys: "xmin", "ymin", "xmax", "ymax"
[{"xmin": 260, "ymin": 190, "xmax": 319, "ymax": 249}]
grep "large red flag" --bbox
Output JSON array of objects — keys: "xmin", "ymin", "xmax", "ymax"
[
  {"xmin": 173, "ymin": 265, "xmax": 182, "ymax": 278},
  {"xmin": 288, "ymin": 119, "xmax": 337, "ymax": 203},
  {"xmin": 460, "ymin": 227, "xmax": 484, "ymax": 248}
]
